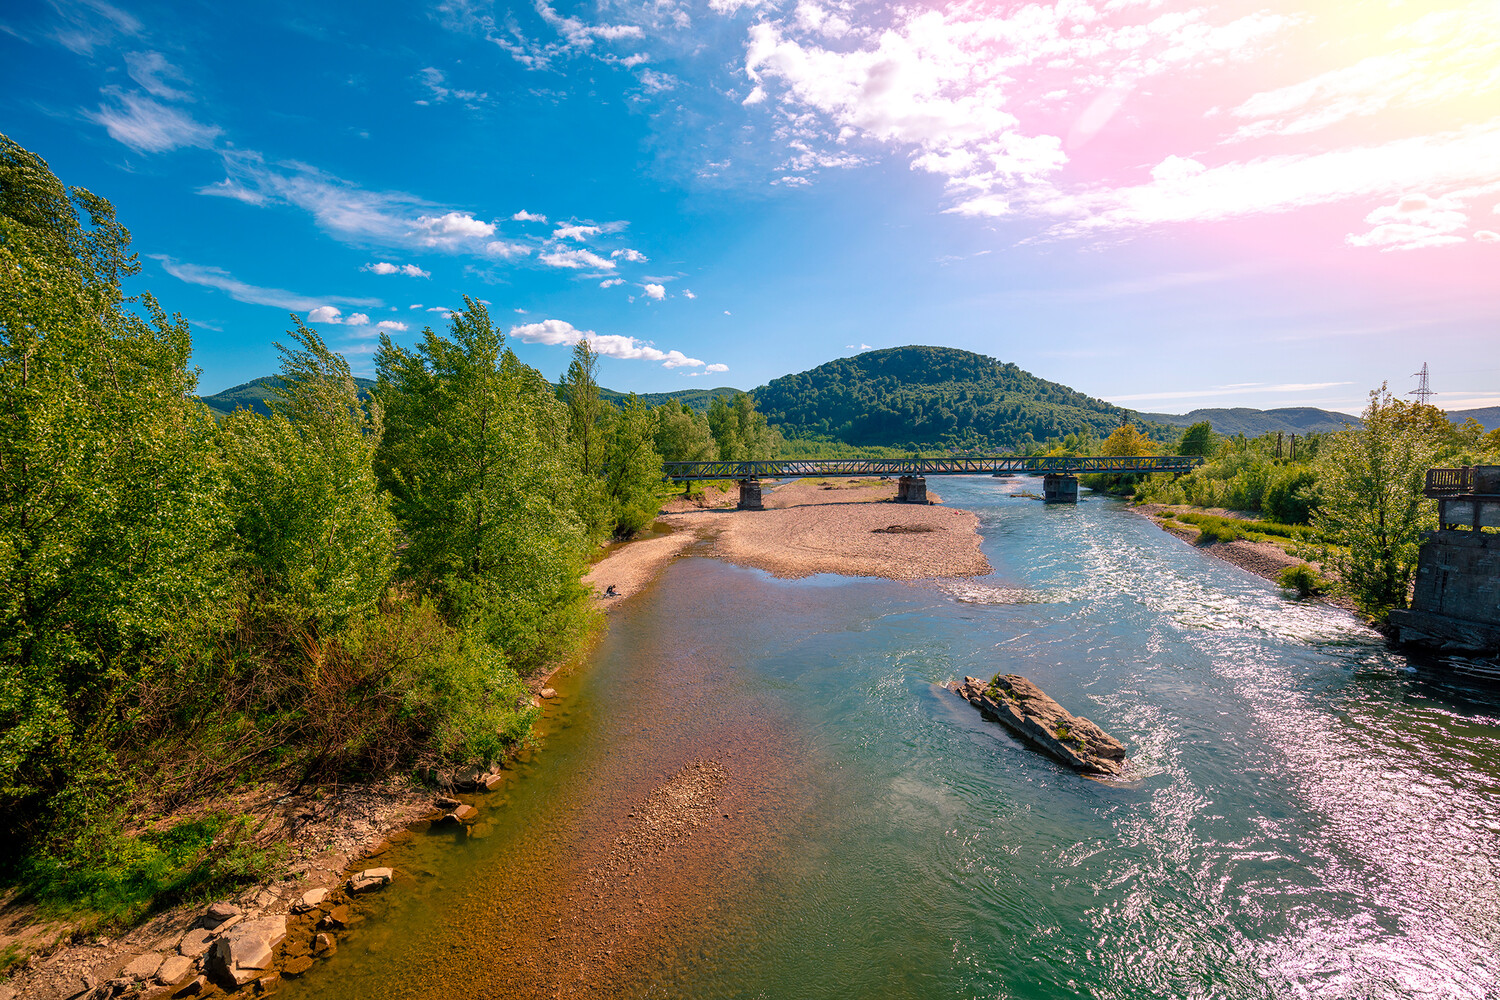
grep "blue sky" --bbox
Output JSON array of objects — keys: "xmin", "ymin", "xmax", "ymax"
[{"xmin": 3, "ymin": 0, "xmax": 1497, "ymax": 414}]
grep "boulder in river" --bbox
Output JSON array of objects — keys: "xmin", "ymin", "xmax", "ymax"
[
  {"xmin": 347, "ymin": 867, "xmax": 393, "ymax": 894},
  {"xmin": 947, "ymin": 674, "xmax": 1128, "ymax": 777}
]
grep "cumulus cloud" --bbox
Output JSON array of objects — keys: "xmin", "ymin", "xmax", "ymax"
[
  {"xmin": 376, "ymin": 319, "xmax": 409, "ymax": 331},
  {"xmin": 553, "ymin": 224, "xmax": 602, "ymax": 241},
  {"xmin": 87, "ymin": 88, "xmax": 220, "ymax": 153},
  {"xmin": 611, "ymin": 248, "xmax": 648, "ymax": 262},
  {"xmin": 682, "ymin": 289, "xmax": 696, "ymax": 299},
  {"xmin": 484, "ymin": 240, "xmax": 530, "ymax": 258},
  {"xmin": 600, "ymin": 277, "xmax": 625, "ymax": 288},
  {"xmin": 510, "ymin": 319, "xmax": 718, "ymax": 369},
  {"xmin": 307, "ymin": 306, "xmax": 373, "ymax": 326},
  {"xmin": 705, "ymin": 363, "xmax": 729, "ymax": 372},
  {"xmin": 415, "ymin": 211, "xmax": 496, "ymax": 246},
  {"xmin": 642, "ymin": 283, "xmax": 666, "ymax": 300},
  {"xmin": 540, "ymin": 248, "xmax": 615, "ymax": 270},
  {"xmin": 1476, "ymin": 230, "xmax": 1500, "ymax": 242},
  {"xmin": 364, "ymin": 261, "xmax": 431, "ymax": 277},
  {"xmin": 512, "ymin": 210, "xmax": 547, "ymax": 222}
]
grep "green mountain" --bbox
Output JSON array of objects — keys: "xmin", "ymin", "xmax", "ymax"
[
  {"xmin": 1139, "ymin": 406, "xmax": 1360, "ymax": 437},
  {"xmin": 1450, "ymin": 407, "xmax": 1500, "ymax": 431},
  {"xmin": 199, "ymin": 376, "xmax": 379, "ymax": 419},
  {"xmin": 750, "ymin": 345, "xmax": 1151, "ymax": 451}
]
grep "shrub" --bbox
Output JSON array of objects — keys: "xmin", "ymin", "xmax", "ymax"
[{"xmin": 1277, "ymin": 564, "xmax": 1328, "ymax": 598}]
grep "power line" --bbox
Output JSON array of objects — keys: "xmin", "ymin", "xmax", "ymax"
[{"xmin": 1410, "ymin": 362, "xmax": 1434, "ymax": 405}]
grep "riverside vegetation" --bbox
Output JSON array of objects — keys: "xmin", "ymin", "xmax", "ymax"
[{"xmin": 0, "ymin": 135, "xmax": 782, "ymax": 948}]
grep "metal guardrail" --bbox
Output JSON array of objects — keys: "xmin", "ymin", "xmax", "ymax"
[{"xmin": 661, "ymin": 455, "xmax": 1203, "ymax": 482}]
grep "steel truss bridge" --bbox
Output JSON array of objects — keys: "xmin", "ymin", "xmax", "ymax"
[{"xmin": 661, "ymin": 455, "xmax": 1202, "ymax": 481}]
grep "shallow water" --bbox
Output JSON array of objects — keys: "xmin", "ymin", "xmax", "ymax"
[{"xmin": 281, "ymin": 478, "xmax": 1500, "ymax": 1000}]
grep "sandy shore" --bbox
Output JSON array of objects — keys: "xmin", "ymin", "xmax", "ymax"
[{"xmin": 584, "ymin": 477, "xmax": 991, "ymax": 608}]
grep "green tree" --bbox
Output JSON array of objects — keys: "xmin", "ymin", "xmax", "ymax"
[
  {"xmin": 1314, "ymin": 385, "xmax": 1440, "ymax": 618},
  {"xmin": 0, "ymin": 134, "xmax": 229, "ymax": 839},
  {"xmin": 220, "ymin": 320, "xmax": 396, "ymax": 638},
  {"xmin": 1178, "ymin": 421, "xmax": 1217, "ymax": 457},
  {"xmin": 374, "ymin": 298, "xmax": 589, "ymax": 667},
  {"xmin": 709, "ymin": 392, "xmax": 779, "ymax": 462},
  {"xmin": 652, "ymin": 401, "xmax": 718, "ymax": 464},
  {"xmin": 602, "ymin": 394, "xmax": 664, "ymax": 536},
  {"xmin": 562, "ymin": 340, "xmax": 603, "ymax": 475}
]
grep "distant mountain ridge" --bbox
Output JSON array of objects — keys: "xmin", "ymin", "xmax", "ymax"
[
  {"xmin": 199, "ymin": 377, "xmax": 741, "ymax": 420},
  {"xmin": 1139, "ymin": 406, "xmax": 1360, "ymax": 437}
]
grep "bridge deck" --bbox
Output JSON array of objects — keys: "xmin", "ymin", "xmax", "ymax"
[{"xmin": 662, "ymin": 456, "xmax": 1201, "ymax": 481}]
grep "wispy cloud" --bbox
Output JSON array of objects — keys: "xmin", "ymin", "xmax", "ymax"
[
  {"xmin": 87, "ymin": 88, "xmax": 219, "ymax": 153},
  {"xmin": 363, "ymin": 261, "xmax": 431, "ymax": 277},
  {"xmin": 154, "ymin": 256, "xmax": 381, "ymax": 312},
  {"xmin": 1107, "ymin": 382, "xmax": 1355, "ymax": 404}
]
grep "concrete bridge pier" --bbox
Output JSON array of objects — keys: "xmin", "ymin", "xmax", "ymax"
[
  {"xmin": 737, "ymin": 479, "xmax": 765, "ymax": 510},
  {"xmin": 1042, "ymin": 473, "xmax": 1080, "ymax": 503},
  {"xmin": 896, "ymin": 476, "xmax": 929, "ymax": 503}
]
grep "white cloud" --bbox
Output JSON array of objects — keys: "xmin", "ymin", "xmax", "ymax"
[
  {"xmin": 639, "ymin": 69, "xmax": 678, "ymax": 94},
  {"xmin": 51, "ymin": 0, "xmax": 140, "ymax": 55},
  {"xmin": 705, "ymin": 363, "xmax": 729, "ymax": 373},
  {"xmin": 155, "ymin": 257, "xmax": 381, "ymax": 312},
  {"xmin": 710, "ymin": 0, "xmax": 767, "ymax": 15},
  {"xmin": 484, "ymin": 240, "xmax": 530, "ymax": 258},
  {"xmin": 553, "ymin": 224, "xmax": 602, "ymax": 241},
  {"xmin": 540, "ymin": 248, "xmax": 616, "ymax": 270},
  {"xmin": 87, "ymin": 88, "xmax": 220, "ymax": 153},
  {"xmin": 1476, "ymin": 230, "xmax": 1500, "ymax": 242},
  {"xmin": 124, "ymin": 51, "xmax": 192, "ymax": 101},
  {"xmin": 611, "ymin": 247, "xmax": 648, "ymax": 262},
  {"xmin": 600, "ymin": 277, "xmax": 625, "ymax": 288},
  {"xmin": 364, "ymin": 261, "xmax": 431, "ymax": 277},
  {"xmin": 415, "ymin": 211, "xmax": 496, "ymax": 246},
  {"xmin": 418, "ymin": 66, "xmax": 488, "ymax": 106},
  {"xmin": 643, "ymin": 283, "xmax": 666, "ymax": 300},
  {"xmin": 512, "ymin": 210, "xmax": 548, "ymax": 222},
  {"xmin": 376, "ymin": 320, "xmax": 408, "ymax": 331},
  {"xmin": 682, "ymin": 289, "xmax": 696, "ymax": 299},
  {"xmin": 510, "ymin": 319, "xmax": 717, "ymax": 369},
  {"xmin": 1346, "ymin": 192, "xmax": 1470, "ymax": 252},
  {"xmin": 309, "ymin": 306, "xmax": 375, "ymax": 326}
]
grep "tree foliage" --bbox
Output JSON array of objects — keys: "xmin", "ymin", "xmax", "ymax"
[
  {"xmin": 375, "ymin": 298, "xmax": 590, "ymax": 667},
  {"xmin": 1314, "ymin": 386, "xmax": 1441, "ymax": 618}
]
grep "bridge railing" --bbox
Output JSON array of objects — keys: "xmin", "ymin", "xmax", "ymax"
[
  {"xmin": 661, "ymin": 455, "xmax": 1203, "ymax": 481},
  {"xmin": 1425, "ymin": 466, "xmax": 1500, "ymax": 497}
]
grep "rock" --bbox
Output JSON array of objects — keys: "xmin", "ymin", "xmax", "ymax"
[
  {"xmin": 177, "ymin": 928, "xmax": 215, "ymax": 958},
  {"xmin": 122, "ymin": 952, "xmax": 165, "ymax": 980},
  {"xmin": 437, "ymin": 803, "xmax": 478, "ymax": 826},
  {"xmin": 312, "ymin": 933, "xmax": 336, "ymax": 956},
  {"xmin": 251, "ymin": 972, "xmax": 281, "ymax": 994},
  {"xmin": 434, "ymin": 796, "xmax": 460, "ymax": 810},
  {"xmin": 947, "ymin": 673, "xmax": 1129, "ymax": 777},
  {"xmin": 155, "ymin": 955, "xmax": 193, "ymax": 985},
  {"xmin": 212, "ymin": 913, "xmax": 243, "ymax": 935},
  {"xmin": 318, "ymin": 905, "xmax": 351, "ymax": 930},
  {"xmin": 206, "ymin": 915, "xmax": 287, "ymax": 987},
  {"xmin": 539, "ymin": 687, "xmax": 557, "ymax": 699},
  {"xmin": 346, "ymin": 867, "xmax": 393, "ymax": 894},
  {"xmin": 204, "ymin": 901, "xmax": 241, "ymax": 927},
  {"xmin": 290, "ymin": 887, "xmax": 328, "ymax": 913},
  {"xmin": 174, "ymin": 976, "xmax": 208, "ymax": 997},
  {"xmin": 282, "ymin": 955, "xmax": 315, "ymax": 976}
]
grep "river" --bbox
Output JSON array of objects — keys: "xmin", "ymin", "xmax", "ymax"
[{"xmin": 281, "ymin": 477, "xmax": 1500, "ymax": 1000}]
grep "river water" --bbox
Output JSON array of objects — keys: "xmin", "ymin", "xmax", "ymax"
[{"xmin": 282, "ymin": 477, "xmax": 1500, "ymax": 1000}]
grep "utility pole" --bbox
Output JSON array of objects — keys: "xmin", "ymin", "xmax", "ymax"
[{"xmin": 1410, "ymin": 362, "xmax": 1434, "ymax": 405}]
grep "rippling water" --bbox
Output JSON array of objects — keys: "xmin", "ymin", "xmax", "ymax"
[{"xmin": 282, "ymin": 478, "xmax": 1500, "ymax": 1000}]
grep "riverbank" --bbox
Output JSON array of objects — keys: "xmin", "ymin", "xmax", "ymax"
[{"xmin": 584, "ymin": 477, "xmax": 990, "ymax": 607}]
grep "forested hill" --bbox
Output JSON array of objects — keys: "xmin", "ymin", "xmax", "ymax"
[{"xmin": 750, "ymin": 346, "xmax": 1147, "ymax": 451}]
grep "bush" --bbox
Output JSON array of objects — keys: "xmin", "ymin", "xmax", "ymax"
[
  {"xmin": 1277, "ymin": 564, "xmax": 1328, "ymax": 598},
  {"xmin": 1264, "ymin": 467, "xmax": 1318, "ymax": 524}
]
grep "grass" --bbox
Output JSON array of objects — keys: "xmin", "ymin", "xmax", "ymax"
[
  {"xmin": 1158, "ymin": 508, "xmax": 1320, "ymax": 549},
  {"xmin": 15, "ymin": 812, "xmax": 285, "ymax": 933}
]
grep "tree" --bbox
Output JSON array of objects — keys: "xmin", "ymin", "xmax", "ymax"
[
  {"xmin": 1314, "ymin": 385, "xmax": 1440, "ymax": 618},
  {"xmin": 1178, "ymin": 421, "xmax": 1217, "ymax": 457},
  {"xmin": 709, "ymin": 393, "xmax": 780, "ymax": 462},
  {"xmin": 1099, "ymin": 423, "xmax": 1156, "ymax": 456},
  {"xmin": 562, "ymin": 340, "xmax": 603, "ymax": 476},
  {"xmin": 602, "ymin": 394, "xmax": 664, "ymax": 536},
  {"xmin": 220, "ymin": 320, "xmax": 395, "ymax": 638},
  {"xmin": 374, "ymin": 298, "xmax": 589, "ymax": 667},
  {"xmin": 0, "ymin": 134, "xmax": 229, "ymax": 837},
  {"xmin": 652, "ymin": 401, "xmax": 717, "ymax": 464}
]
